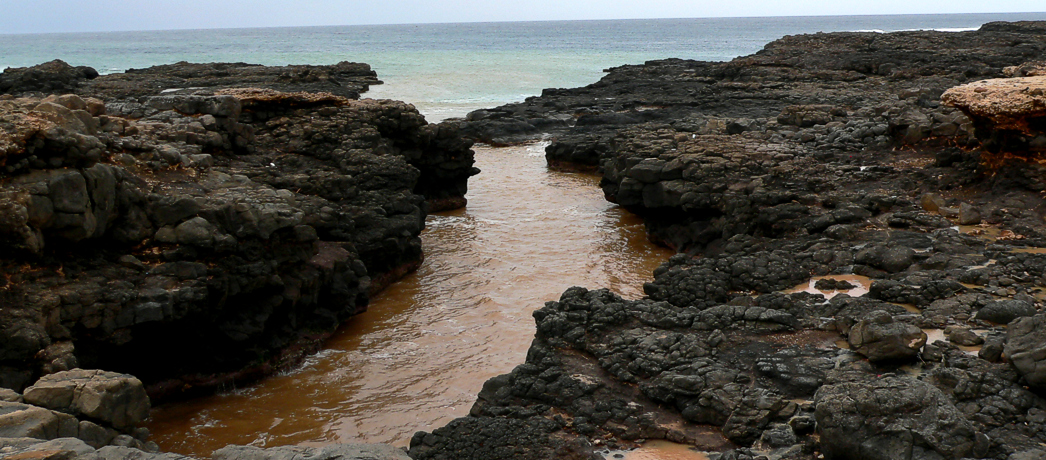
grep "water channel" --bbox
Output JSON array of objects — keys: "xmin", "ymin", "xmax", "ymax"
[{"xmin": 146, "ymin": 142, "xmax": 675, "ymax": 456}]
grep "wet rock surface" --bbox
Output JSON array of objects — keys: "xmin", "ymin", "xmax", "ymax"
[{"xmin": 415, "ymin": 22, "xmax": 1046, "ymax": 460}]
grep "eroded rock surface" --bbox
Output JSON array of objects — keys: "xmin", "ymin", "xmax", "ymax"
[
  {"xmin": 0, "ymin": 66, "xmax": 476, "ymax": 399},
  {"xmin": 815, "ymin": 375, "xmax": 979, "ymax": 460},
  {"xmin": 416, "ymin": 22, "xmax": 1046, "ymax": 460},
  {"xmin": 943, "ymin": 76, "xmax": 1046, "ymax": 154}
]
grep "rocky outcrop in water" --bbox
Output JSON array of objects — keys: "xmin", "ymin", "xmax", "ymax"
[
  {"xmin": 0, "ymin": 60, "xmax": 100, "ymax": 96},
  {"xmin": 0, "ymin": 59, "xmax": 476, "ymax": 402},
  {"xmin": 1, "ymin": 60, "xmax": 381, "ymax": 101},
  {"xmin": 416, "ymin": 21, "xmax": 1046, "ymax": 460}
]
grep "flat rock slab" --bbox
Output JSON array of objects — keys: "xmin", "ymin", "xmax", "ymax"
[
  {"xmin": 942, "ymin": 76, "xmax": 1046, "ymax": 129},
  {"xmin": 213, "ymin": 444, "xmax": 411, "ymax": 460},
  {"xmin": 0, "ymin": 402, "xmax": 61, "ymax": 439},
  {"xmin": 22, "ymin": 369, "xmax": 149, "ymax": 431}
]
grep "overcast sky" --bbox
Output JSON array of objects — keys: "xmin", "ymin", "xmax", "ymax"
[{"xmin": 2, "ymin": 0, "xmax": 1044, "ymax": 34}]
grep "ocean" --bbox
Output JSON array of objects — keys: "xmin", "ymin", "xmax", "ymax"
[{"xmin": 2, "ymin": 12, "xmax": 1046, "ymax": 121}]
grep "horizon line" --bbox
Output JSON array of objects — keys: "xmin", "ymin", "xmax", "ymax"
[{"xmin": 1, "ymin": 10, "xmax": 1044, "ymax": 37}]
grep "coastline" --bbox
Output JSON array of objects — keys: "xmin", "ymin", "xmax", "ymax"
[{"xmin": 3, "ymin": 17, "xmax": 1046, "ymax": 460}]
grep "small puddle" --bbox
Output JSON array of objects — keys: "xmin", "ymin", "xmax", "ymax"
[
  {"xmin": 923, "ymin": 329, "xmax": 985, "ymax": 355},
  {"xmin": 784, "ymin": 275, "xmax": 872, "ymax": 300},
  {"xmin": 955, "ymin": 225, "xmax": 1005, "ymax": 241},
  {"xmin": 966, "ymin": 259, "xmax": 997, "ymax": 271},
  {"xmin": 1010, "ymin": 247, "xmax": 1046, "ymax": 254},
  {"xmin": 602, "ymin": 441, "xmax": 710, "ymax": 460},
  {"xmin": 892, "ymin": 303, "xmax": 921, "ymax": 314}
]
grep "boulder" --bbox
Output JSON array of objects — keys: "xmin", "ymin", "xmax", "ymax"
[
  {"xmin": 855, "ymin": 244, "xmax": 916, "ymax": 273},
  {"xmin": 1004, "ymin": 313, "xmax": 1046, "ymax": 389},
  {"xmin": 944, "ymin": 326, "xmax": 983, "ymax": 346},
  {"xmin": 0, "ymin": 437, "xmax": 96, "ymax": 459},
  {"xmin": 815, "ymin": 376, "xmax": 977, "ymax": 460},
  {"xmin": 0, "ymin": 60, "xmax": 99, "ymax": 95},
  {"xmin": 958, "ymin": 203, "xmax": 982, "ymax": 225},
  {"xmin": 0, "ymin": 388, "xmax": 23, "ymax": 402},
  {"xmin": 22, "ymin": 370, "xmax": 150, "ymax": 431},
  {"xmin": 848, "ymin": 310, "xmax": 926, "ymax": 362},
  {"xmin": 0, "ymin": 401, "xmax": 61, "ymax": 439},
  {"xmin": 942, "ymin": 75, "xmax": 1046, "ymax": 153},
  {"xmin": 976, "ymin": 299, "xmax": 1037, "ymax": 324}
]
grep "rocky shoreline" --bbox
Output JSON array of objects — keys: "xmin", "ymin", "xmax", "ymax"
[
  {"xmin": 407, "ymin": 21, "xmax": 1046, "ymax": 460},
  {"xmin": 3, "ymin": 20, "xmax": 1046, "ymax": 460},
  {"xmin": 0, "ymin": 56, "xmax": 477, "ymax": 440}
]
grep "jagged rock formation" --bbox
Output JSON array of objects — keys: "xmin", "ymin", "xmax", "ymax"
[
  {"xmin": 943, "ymin": 76, "xmax": 1046, "ymax": 155},
  {"xmin": 0, "ymin": 63, "xmax": 476, "ymax": 401},
  {"xmin": 414, "ymin": 22, "xmax": 1046, "ymax": 460}
]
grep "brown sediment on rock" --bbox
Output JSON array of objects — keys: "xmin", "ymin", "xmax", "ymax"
[{"xmin": 942, "ymin": 75, "xmax": 1046, "ymax": 161}]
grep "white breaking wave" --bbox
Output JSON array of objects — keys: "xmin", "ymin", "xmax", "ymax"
[{"xmin": 850, "ymin": 27, "xmax": 979, "ymax": 34}]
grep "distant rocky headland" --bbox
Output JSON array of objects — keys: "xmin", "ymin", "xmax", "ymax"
[{"xmin": 3, "ymin": 19, "xmax": 1046, "ymax": 460}]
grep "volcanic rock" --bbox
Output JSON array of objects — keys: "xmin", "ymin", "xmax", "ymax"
[
  {"xmin": 0, "ymin": 74, "xmax": 475, "ymax": 398},
  {"xmin": 976, "ymin": 299, "xmax": 1037, "ymax": 324},
  {"xmin": 848, "ymin": 310, "xmax": 926, "ymax": 362},
  {"xmin": 0, "ymin": 60, "xmax": 99, "ymax": 96},
  {"xmin": 1005, "ymin": 313, "xmax": 1046, "ymax": 390},
  {"xmin": 814, "ymin": 375, "xmax": 978, "ymax": 460}
]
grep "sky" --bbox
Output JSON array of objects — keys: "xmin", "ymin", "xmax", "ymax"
[{"xmin": 1, "ymin": 0, "xmax": 1044, "ymax": 34}]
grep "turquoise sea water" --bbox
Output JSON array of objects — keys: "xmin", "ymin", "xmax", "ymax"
[{"xmin": 3, "ymin": 13, "xmax": 1046, "ymax": 121}]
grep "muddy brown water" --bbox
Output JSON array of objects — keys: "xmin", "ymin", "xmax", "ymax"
[
  {"xmin": 145, "ymin": 143, "xmax": 674, "ymax": 456},
  {"xmin": 784, "ymin": 274, "xmax": 873, "ymax": 300}
]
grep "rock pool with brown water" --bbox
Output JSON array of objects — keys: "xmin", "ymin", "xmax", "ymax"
[{"xmin": 145, "ymin": 142, "xmax": 674, "ymax": 456}]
